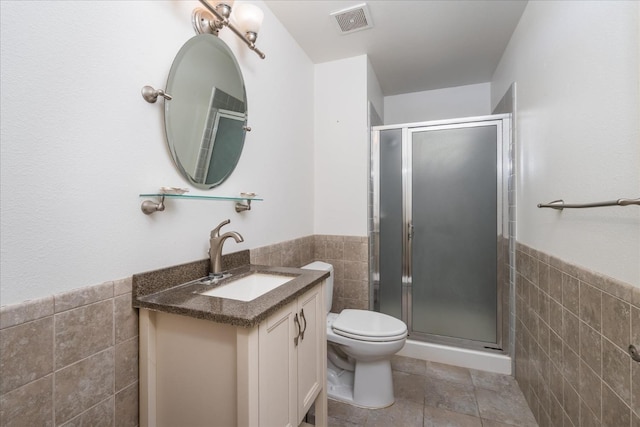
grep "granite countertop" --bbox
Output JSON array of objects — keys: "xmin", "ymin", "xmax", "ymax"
[{"xmin": 132, "ymin": 262, "xmax": 328, "ymax": 328}]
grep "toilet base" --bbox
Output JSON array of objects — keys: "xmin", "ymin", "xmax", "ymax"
[
  {"xmin": 326, "ymin": 368, "xmax": 354, "ymax": 404},
  {"xmin": 327, "ymin": 358, "xmax": 395, "ymax": 409}
]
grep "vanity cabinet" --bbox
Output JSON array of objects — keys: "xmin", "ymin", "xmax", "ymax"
[
  {"xmin": 139, "ymin": 281, "xmax": 327, "ymax": 427},
  {"xmin": 257, "ymin": 283, "xmax": 324, "ymax": 426}
]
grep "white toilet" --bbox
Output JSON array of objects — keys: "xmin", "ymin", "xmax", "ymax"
[{"xmin": 302, "ymin": 261, "xmax": 407, "ymax": 408}]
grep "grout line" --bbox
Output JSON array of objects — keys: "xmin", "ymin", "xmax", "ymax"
[
  {"xmin": 600, "ymin": 284, "xmax": 604, "ymax": 425},
  {"xmin": 52, "ymin": 312, "xmax": 57, "ymax": 426},
  {"xmin": 112, "ymin": 297, "xmax": 116, "ymax": 396}
]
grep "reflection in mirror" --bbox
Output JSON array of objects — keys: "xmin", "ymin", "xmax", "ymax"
[{"xmin": 165, "ymin": 34, "xmax": 247, "ymax": 189}]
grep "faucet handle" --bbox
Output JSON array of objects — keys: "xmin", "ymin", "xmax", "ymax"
[{"xmin": 211, "ymin": 219, "xmax": 231, "ymax": 237}]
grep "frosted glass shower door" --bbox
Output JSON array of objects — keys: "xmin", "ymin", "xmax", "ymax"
[
  {"xmin": 376, "ymin": 128, "xmax": 403, "ymax": 319},
  {"xmin": 409, "ymin": 124, "xmax": 498, "ymax": 344}
]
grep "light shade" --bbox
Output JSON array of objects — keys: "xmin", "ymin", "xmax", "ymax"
[{"xmin": 234, "ymin": 3, "xmax": 264, "ymax": 34}]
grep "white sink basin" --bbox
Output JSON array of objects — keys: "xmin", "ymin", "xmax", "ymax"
[{"xmin": 199, "ymin": 273, "xmax": 294, "ymax": 302}]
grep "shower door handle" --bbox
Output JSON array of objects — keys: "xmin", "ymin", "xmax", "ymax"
[{"xmin": 408, "ymin": 222, "xmax": 414, "ymax": 239}]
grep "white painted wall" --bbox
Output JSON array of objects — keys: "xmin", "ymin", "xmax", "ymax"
[
  {"xmin": 384, "ymin": 83, "xmax": 491, "ymax": 125},
  {"xmin": 314, "ymin": 56, "xmax": 369, "ymax": 236},
  {"xmin": 367, "ymin": 58, "xmax": 384, "ymax": 123},
  {"xmin": 0, "ymin": 0, "xmax": 315, "ymax": 305},
  {"xmin": 492, "ymin": 1, "xmax": 640, "ymax": 286}
]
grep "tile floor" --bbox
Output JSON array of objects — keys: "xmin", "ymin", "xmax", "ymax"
[{"xmin": 326, "ymin": 355, "xmax": 538, "ymax": 427}]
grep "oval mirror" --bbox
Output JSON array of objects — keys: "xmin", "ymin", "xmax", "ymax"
[{"xmin": 165, "ymin": 34, "xmax": 247, "ymax": 189}]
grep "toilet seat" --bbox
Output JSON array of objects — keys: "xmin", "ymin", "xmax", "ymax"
[{"xmin": 331, "ymin": 309, "xmax": 407, "ymax": 342}]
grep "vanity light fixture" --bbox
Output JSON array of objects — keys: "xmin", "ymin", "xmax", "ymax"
[{"xmin": 192, "ymin": 0, "xmax": 266, "ymax": 59}]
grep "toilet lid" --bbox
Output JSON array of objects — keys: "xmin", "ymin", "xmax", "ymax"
[{"xmin": 332, "ymin": 309, "xmax": 407, "ymax": 342}]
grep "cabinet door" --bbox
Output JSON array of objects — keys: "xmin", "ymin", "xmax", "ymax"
[
  {"xmin": 296, "ymin": 284, "xmax": 324, "ymax": 421},
  {"xmin": 258, "ymin": 301, "xmax": 297, "ymax": 427}
]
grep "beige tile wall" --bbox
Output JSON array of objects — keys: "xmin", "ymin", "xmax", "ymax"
[
  {"xmin": 314, "ymin": 235, "xmax": 369, "ymax": 312},
  {"xmin": 250, "ymin": 234, "xmax": 370, "ymax": 312},
  {"xmin": 0, "ymin": 279, "xmax": 139, "ymax": 427},
  {"xmin": 515, "ymin": 242, "xmax": 640, "ymax": 427},
  {"xmin": 249, "ymin": 235, "xmax": 315, "ymax": 270}
]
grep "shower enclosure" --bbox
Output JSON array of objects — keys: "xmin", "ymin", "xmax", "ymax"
[{"xmin": 371, "ymin": 115, "xmax": 511, "ymax": 351}]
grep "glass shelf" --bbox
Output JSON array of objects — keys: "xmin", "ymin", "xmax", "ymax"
[
  {"xmin": 139, "ymin": 193, "xmax": 262, "ymax": 215},
  {"xmin": 139, "ymin": 193, "xmax": 263, "ymax": 202}
]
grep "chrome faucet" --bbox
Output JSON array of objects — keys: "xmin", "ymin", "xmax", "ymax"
[{"xmin": 209, "ymin": 219, "xmax": 244, "ymax": 277}]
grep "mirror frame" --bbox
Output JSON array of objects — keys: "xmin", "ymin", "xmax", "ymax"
[{"xmin": 164, "ymin": 34, "xmax": 248, "ymax": 189}]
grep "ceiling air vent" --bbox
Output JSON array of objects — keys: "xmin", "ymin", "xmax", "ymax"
[{"xmin": 330, "ymin": 3, "xmax": 373, "ymax": 34}]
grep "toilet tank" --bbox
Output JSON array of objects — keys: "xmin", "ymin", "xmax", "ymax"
[{"xmin": 301, "ymin": 261, "xmax": 333, "ymax": 313}]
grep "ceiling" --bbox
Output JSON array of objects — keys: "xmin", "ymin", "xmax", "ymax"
[{"xmin": 264, "ymin": 1, "xmax": 528, "ymax": 96}]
